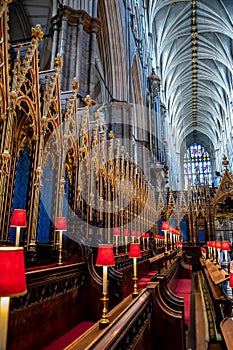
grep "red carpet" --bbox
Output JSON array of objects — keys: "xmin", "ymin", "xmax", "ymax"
[
  {"xmin": 174, "ymin": 279, "xmax": 192, "ymax": 327},
  {"xmin": 44, "ymin": 321, "xmax": 94, "ymax": 349}
]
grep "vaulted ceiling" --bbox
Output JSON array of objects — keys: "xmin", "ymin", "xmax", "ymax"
[
  {"xmin": 8, "ymin": 0, "xmax": 233, "ymax": 168},
  {"xmin": 151, "ymin": 0, "xmax": 233, "ymax": 158}
]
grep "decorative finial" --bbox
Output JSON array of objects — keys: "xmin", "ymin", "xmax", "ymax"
[
  {"xmin": 54, "ymin": 54, "xmax": 63, "ymax": 68},
  {"xmin": 84, "ymin": 95, "xmax": 96, "ymax": 107},
  {"xmin": 72, "ymin": 77, "xmax": 79, "ymax": 91},
  {"xmin": 222, "ymin": 155, "xmax": 229, "ymax": 169},
  {"xmin": 109, "ymin": 131, "xmax": 114, "ymax": 140},
  {"xmin": 31, "ymin": 24, "xmax": 43, "ymax": 41}
]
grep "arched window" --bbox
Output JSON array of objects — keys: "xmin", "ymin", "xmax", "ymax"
[{"xmin": 184, "ymin": 143, "xmax": 212, "ymax": 188}]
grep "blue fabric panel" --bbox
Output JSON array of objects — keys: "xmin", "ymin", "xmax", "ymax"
[
  {"xmin": 158, "ymin": 218, "xmax": 164, "ymax": 236},
  {"xmin": 37, "ymin": 157, "xmax": 54, "ymax": 242},
  {"xmin": 9, "ymin": 147, "xmax": 30, "ymax": 243},
  {"xmin": 169, "ymin": 216, "xmax": 177, "ymax": 229},
  {"xmin": 198, "ymin": 229, "xmax": 205, "ymax": 242},
  {"xmin": 180, "ymin": 218, "xmax": 189, "ymax": 242}
]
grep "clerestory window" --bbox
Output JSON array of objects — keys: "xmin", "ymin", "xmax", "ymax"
[{"xmin": 184, "ymin": 143, "xmax": 212, "ymax": 188}]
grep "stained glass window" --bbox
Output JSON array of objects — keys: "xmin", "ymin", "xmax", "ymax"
[{"xmin": 184, "ymin": 143, "xmax": 212, "ymax": 188}]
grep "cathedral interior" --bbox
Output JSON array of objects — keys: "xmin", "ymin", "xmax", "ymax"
[{"xmin": 0, "ymin": 1, "xmax": 233, "ymax": 349}]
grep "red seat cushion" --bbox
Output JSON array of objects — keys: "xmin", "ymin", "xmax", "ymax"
[
  {"xmin": 146, "ymin": 271, "xmax": 158, "ymax": 276},
  {"xmin": 138, "ymin": 277, "xmax": 151, "ymax": 282},
  {"xmin": 175, "ymin": 292, "xmax": 191, "ymax": 326},
  {"xmin": 175, "ymin": 279, "xmax": 192, "ymax": 294},
  {"xmin": 137, "ymin": 281, "xmax": 148, "ymax": 288},
  {"xmin": 44, "ymin": 321, "xmax": 94, "ymax": 350}
]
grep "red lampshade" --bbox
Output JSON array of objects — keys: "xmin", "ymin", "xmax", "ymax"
[
  {"xmin": 145, "ymin": 233, "xmax": 149, "ymax": 238},
  {"xmin": 215, "ymin": 241, "xmax": 222, "ymax": 249},
  {"xmin": 96, "ymin": 244, "xmax": 115, "ymax": 266},
  {"xmin": 123, "ymin": 230, "xmax": 129, "ymax": 237},
  {"xmin": 10, "ymin": 209, "xmax": 27, "ymax": 227},
  {"xmin": 137, "ymin": 232, "xmax": 141, "ymax": 237},
  {"xmin": 212, "ymin": 241, "xmax": 216, "ymax": 248},
  {"xmin": 0, "ymin": 247, "xmax": 27, "ymax": 297},
  {"xmin": 230, "ymin": 272, "xmax": 233, "ymax": 288},
  {"xmin": 221, "ymin": 241, "xmax": 231, "ymax": 251},
  {"xmin": 161, "ymin": 221, "xmax": 168, "ymax": 231},
  {"xmin": 113, "ymin": 228, "xmax": 120, "ymax": 236},
  {"xmin": 55, "ymin": 217, "xmax": 67, "ymax": 231},
  {"xmin": 131, "ymin": 231, "xmax": 137, "ymax": 237},
  {"xmin": 129, "ymin": 243, "xmax": 141, "ymax": 258}
]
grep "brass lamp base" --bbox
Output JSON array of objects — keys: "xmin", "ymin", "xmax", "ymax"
[
  {"xmin": 58, "ymin": 247, "xmax": 63, "ymax": 265},
  {"xmin": 132, "ymin": 276, "xmax": 139, "ymax": 298},
  {"xmin": 99, "ymin": 292, "xmax": 110, "ymax": 328},
  {"xmin": 99, "ymin": 317, "xmax": 110, "ymax": 328}
]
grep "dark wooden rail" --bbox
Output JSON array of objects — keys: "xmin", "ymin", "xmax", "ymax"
[
  {"xmin": 202, "ymin": 259, "xmax": 232, "ymax": 321},
  {"xmin": 7, "ymin": 249, "xmax": 184, "ymax": 350},
  {"xmin": 196, "ymin": 258, "xmax": 232, "ymax": 349},
  {"xmin": 112, "ymin": 249, "xmax": 177, "ymax": 298},
  {"xmin": 7, "ymin": 256, "xmax": 103, "ymax": 350},
  {"xmin": 65, "ymin": 282, "xmax": 186, "ymax": 350},
  {"xmin": 220, "ymin": 317, "xmax": 233, "ymax": 350}
]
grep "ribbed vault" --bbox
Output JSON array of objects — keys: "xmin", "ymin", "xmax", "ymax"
[{"xmin": 151, "ymin": 0, "xmax": 233, "ymax": 162}]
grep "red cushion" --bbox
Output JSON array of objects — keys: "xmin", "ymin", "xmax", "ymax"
[
  {"xmin": 175, "ymin": 292, "xmax": 191, "ymax": 326},
  {"xmin": 137, "ymin": 281, "xmax": 148, "ymax": 288},
  {"xmin": 44, "ymin": 321, "xmax": 94, "ymax": 350},
  {"xmin": 26, "ymin": 263, "xmax": 57, "ymax": 271},
  {"xmin": 146, "ymin": 271, "xmax": 158, "ymax": 276},
  {"xmin": 175, "ymin": 279, "xmax": 192, "ymax": 294},
  {"xmin": 138, "ymin": 277, "xmax": 151, "ymax": 282}
]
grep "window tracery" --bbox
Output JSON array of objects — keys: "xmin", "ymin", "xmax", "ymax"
[{"xmin": 184, "ymin": 143, "xmax": 212, "ymax": 187}]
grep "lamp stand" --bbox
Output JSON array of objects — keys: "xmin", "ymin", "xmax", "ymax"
[
  {"xmin": 142, "ymin": 237, "xmax": 145, "ymax": 250},
  {"xmin": 213, "ymin": 248, "xmax": 217, "ymax": 264},
  {"xmin": 217, "ymin": 249, "xmax": 220, "ymax": 266},
  {"xmin": 0, "ymin": 296, "xmax": 10, "ymax": 350},
  {"xmin": 15, "ymin": 226, "xmax": 21, "ymax": 247},
  {"xmin": 58, "ymin": 230, "xmax": 63, "ymax": 265},
  {"xmin": 99, "ymin": 292, "xmax": 110, "ymax": 328},
  {"xmin": 132, "ymin": 257, "xmax": 139, "ymax": 298},
  {"xmin": 132, "ymin": 276, "xmax": 139, "ymax": 297},
  {"xmin": 164, "ymin": 230, "xmax": 168, "ymax": 255},
  {"xmin": 115, "ymin": 236, "xmax": 118, "ymax": 255},
  {"xmin": 124, "ymin": 236, "xmax": 128, "ymax": 253},
  {"xmin": 224, "ymin": 250, "xmax": 229, "ymax": 276}
]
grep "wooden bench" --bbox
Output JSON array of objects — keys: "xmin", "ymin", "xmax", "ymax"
[
  {"xmin": 195, "ymin": 258, "xmax": 232, "ymax": 349},
  {"xmin": 65, "ymin": 282, "xmax": 186, "ymax": 350},
  {"xmin": 195, "ymin": 292, "xmax": 209, "ymax": 350},
  {"xmin": 41, "ymin": 256, "xmax": 187, "ymax": 350},
  {"xmin": 7, "ymin": 256, "xmax": 104, "ymax": 350},
  {"xmin": 156, "ymin": 255, "xmax": 192, "ymax": 329},
  {"xmin": 196, "ymin": 270, "xmax": 223, "ymax": 349},
  {"xmin": 136, "ymin": 270, "xmax": 158, "ymax": 289},
  {"xmin": 220, "ymin": 317, "xmax": 233, "ymax": 350},
  {"xmin": 44, "ymin": 321, "xmax": 94, "ymax": 350},
  {"xmin": 173, "ymin": 278, "xmax": 192, "ymax": 327},
  {"xmin": 113, "ymin": 250, "xmax": 176, "ymax": 298}
]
